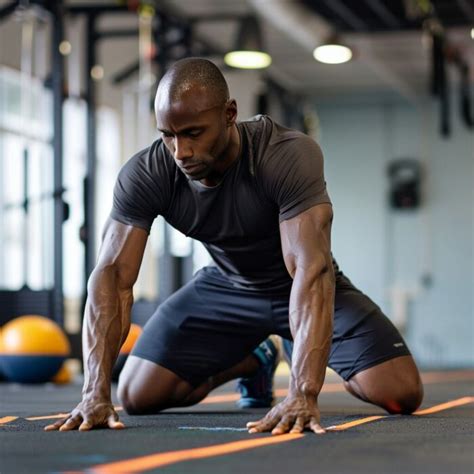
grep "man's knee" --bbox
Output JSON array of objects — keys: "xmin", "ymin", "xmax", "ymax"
[
  {"xmin": 384, "ymin": 359, "xmax": 424, "ymax": 414},
  {"xmin": 345, "ymin": 356, "xmax": 424, "ymax": 414},
  {"xmin": 116, "ymin": 380, "xmax": 152, "ymax": 415},
  {"xmin": 116, "ymin": 356, "xmax": 195, "ymax": 414},
  {"xmin": 383, "ymin": 376, "xmax": 424, "ymax": 414},
  {"xmin": 117, "ymin": 380, "xmax": 143, "ymax": 415},
  {"xmin": 117, "ymin": 374, "xmax": 192, "ymax": 415}
]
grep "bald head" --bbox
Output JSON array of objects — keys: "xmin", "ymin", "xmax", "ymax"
[
  {"xmin": 154, "ymin": 58, "xmax": 240, "ymax": 187},
  {"xmin": 155, "ymin": 58, "xmax": 229, "ymax": 113}
]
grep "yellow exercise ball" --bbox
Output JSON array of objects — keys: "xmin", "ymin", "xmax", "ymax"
[{"xmin": 0, "ymin": 315, "xmax": 71, "ymax": 383}]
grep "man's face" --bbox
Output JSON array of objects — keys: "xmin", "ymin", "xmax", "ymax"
[{"xmin": 156, "ymin": 91, "xmax": 233, "ymax": 182}]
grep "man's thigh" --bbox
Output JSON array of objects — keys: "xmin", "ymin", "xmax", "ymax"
[
  {"xmin": 273, "ymin": 274, "xmax": 411, "ymax": 380},
  {"xmin": 329, "ymin": 274, "xmax": 411, "ymax": 380},
  {"xmin": 131, "ymin": 266, "xmax": 273, "ymax": 388}
]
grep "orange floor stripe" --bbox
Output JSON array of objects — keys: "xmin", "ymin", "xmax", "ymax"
[
  {"xmin": 326, "ymin": 396, "xmax": 474, "ymax": 431},
  {"xmin": 414, "ymin": 396, "xmax": 474, "ymax": 415},
  {"xmin": 89, "ymin": 433, "xmax": 304, "ymax": 473},
  {"xmin": 26, "ymin": 413, "xmax": 70, "ymax": 421},
  {"xmin": 0, "ymin": 416, "xmax": 18, "ymax": 425},
  {"xmin": 326, "ymin": 415, "xmax": 386, "ymax": 431},
  {"xmin": 199, "ymin": 393, "xmax": 239, "ymax": 404},
  {"xmin": 85, "ymin": 396, "xmax": 473, "ymax": 473},
  {"xmin": 421, "ymin": 371, "xmax": 474, "ymax": 383},
  {"xmin": 26, "ymin": 408, "xmax": 124, "ymax": 421}
]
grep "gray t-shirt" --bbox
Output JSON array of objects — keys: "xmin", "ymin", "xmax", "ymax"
[{"xmin": 111, "ymin": 115, "xmax": 332, "ymax": 294}]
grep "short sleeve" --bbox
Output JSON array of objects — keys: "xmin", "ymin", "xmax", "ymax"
[
  {"xmin": 260, "ymin": 132, "xmax": 331, "ymax": 222},
  {"xmin": 110, "ymin": 143, "xmax": 168, "ymax": 233}
]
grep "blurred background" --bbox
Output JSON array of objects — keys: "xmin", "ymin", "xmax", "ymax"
[{"xmin": 0, "ymin": 0, "xmax": 473, "ymax": 374}]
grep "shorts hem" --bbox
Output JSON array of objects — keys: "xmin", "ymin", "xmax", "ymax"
[{"xmin": 340, "ymin": 348, "xmax": 412, "ymax": 382}]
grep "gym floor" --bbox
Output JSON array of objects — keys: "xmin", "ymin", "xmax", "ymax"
[{"xmin": 1, "ymin": 368, "xmax": 473, "ymax": 474}]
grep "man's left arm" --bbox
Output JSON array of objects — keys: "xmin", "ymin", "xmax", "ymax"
[{"xmin": 247, "ymin": 203, "xmax": 335, "ymax": 435}]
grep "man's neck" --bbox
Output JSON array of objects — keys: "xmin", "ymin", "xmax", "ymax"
[{"xmin": 200, "ymin": 124, "xmax": 241, "ymax": 187}]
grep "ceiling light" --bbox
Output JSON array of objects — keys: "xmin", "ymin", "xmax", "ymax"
[
  {"xmin": 225, "ymin": 16, "xmax": 272, "ymax": 69},
  {"xmin": 471, "ymin": 27, "xmax": 474, "ymax": 40},
  {"xmin": 224, "ymin": 51, "xmax": 272, "ymax": 69},
  {"xmin": 313, "ymin": 41, "xmax": 353, "ymax": 65},
  {"xmin": 59, "ymin": 40, "xmax": 71, "ymax": 56},
  {"xmin": 90, "ymin": 65, "xmax": 104, "ymax": 81}
]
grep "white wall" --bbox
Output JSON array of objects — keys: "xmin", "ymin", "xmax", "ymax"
[
  {"xmin": 225, "ymin": 69, "xmax": 263, "ymax": 121},
  {"xmin": 316, "ymin": 97, "xmax": 474, "ymax": 368}
]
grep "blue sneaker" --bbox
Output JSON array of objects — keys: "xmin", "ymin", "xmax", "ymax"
[{"xmin": 236, "ymin": 338, "xmax": 279, "ymax": 408}]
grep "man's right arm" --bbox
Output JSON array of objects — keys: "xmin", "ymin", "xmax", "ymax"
[{"xmin": 45, "ymin": 218, "xmax": 148, "ymax": 432}]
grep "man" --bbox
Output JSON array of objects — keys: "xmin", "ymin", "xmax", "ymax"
[{"xmin": 46, "ymin": 58, "xmax": 423, "ymax": 435}]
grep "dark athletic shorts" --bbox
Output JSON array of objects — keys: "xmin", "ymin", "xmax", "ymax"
[{"xmin": 132, "ymin": 266, "xmax": 411, "ymax": 387}]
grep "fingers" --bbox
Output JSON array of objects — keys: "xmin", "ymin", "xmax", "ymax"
[
  {"xmin": 78, "ymin": 420, "xmax": 92, "ymax": 431},
  {"xmin": 271, "ymin": 415, "xmax": 294, "ymax": 435},
  {"xmin": 44, "ymin": 417, "xmax": 70, "ymax": 432},
  {"xmin": 107, "ymin": 413, "xmax": 125, "ymax": 430},
  {"xmin": 64, "ymin": 412, "xmax": 125, "ymax": 431},
  {"xmin": 246, "ymin": 415, "xmax": 267, "ymax": 430},
  {"xmin": 247, "ymin": 411, "xmax": 292, "ymax": 435},
  {"xmin": 289, "ymin": 416, "xmax": 306, "ymax": 434},
  {"xmin": 59, "ymin": 415, "xmax": 83, "ymax": 432},
  {"xmin": 247, "ymin": 413, "xmax": 326, "ymax": 436},
  {"xmin": 44, "ymin": 405, "xmax": 124, "ymax": 432},
  {"xmin": 43, "ymin": 415, "xmax": 80, "ymax": 432},
  {"xmin": 78, "ymin": 413, "xmax": 124, "ymax": 431},
  {"xmin": 309, "ymin": 418, "xmax": 326, "ymax": 435},
  {"xmin": 247, "ymin": 415, "xmax": 278, "ymax": 434}
]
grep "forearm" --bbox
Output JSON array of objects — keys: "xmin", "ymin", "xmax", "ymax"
[
  {"xmin": 82, "ymin": 265, "xmax": 133, "ymax": 400},
  {"xmin": 289, "ymin": 266, "xmax": 335, "ymax": 398}
]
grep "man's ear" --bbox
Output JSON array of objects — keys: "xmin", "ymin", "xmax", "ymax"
[{"xmin": 225, "ymin": 99, "xmax": 238, "ymax": 126}]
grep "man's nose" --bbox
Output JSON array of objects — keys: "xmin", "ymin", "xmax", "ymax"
[{"xmin": 174, "ymin": 138, "xmax": 193, "ymax": 162}]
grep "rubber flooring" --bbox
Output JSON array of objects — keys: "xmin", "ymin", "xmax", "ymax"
[{"xmin": 1, "ymin": 369, "xmax": 473, "ymax": 473}]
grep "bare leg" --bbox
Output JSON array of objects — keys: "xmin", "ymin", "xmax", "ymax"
[
  {"xmin": 343, "ymin": 355, "xmax": 424, "ymax": 414},
  {"xmin": 117, "ymin": 354, "xmax": 260, "ymax": 414}
]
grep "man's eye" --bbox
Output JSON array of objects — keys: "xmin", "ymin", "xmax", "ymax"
[
  {"xmin": 188, "ymin": 131, "xmax": 201, "ymax": 138},
  {"xmin": 162, "ymin": 132, "xmax": 173, "ymax": 138}
]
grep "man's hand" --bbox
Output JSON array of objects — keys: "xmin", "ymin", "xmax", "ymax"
[
  {"xmin": 44, "ymin": 398, "xmax": 124, "ymax": 432},
  {"xmin": 246, "ymin": 395, "xmax": 325, "ymax": 435}
]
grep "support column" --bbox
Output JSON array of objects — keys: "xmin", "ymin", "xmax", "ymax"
[{"xmin": 50, "ymin": 0, "xmax": 65, "ymax": 325}]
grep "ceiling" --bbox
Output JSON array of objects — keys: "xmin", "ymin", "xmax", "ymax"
[
  {"xmin": 302, "ymin": 0, "xmax": 474, "ymax": 32},
  {"xmin": 159, "ymin": 0, "xmax": 474, "ymax": 102},
  {"xmin": 0, "ymin": 0, "xmax": 472, "ymax": 102}
]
